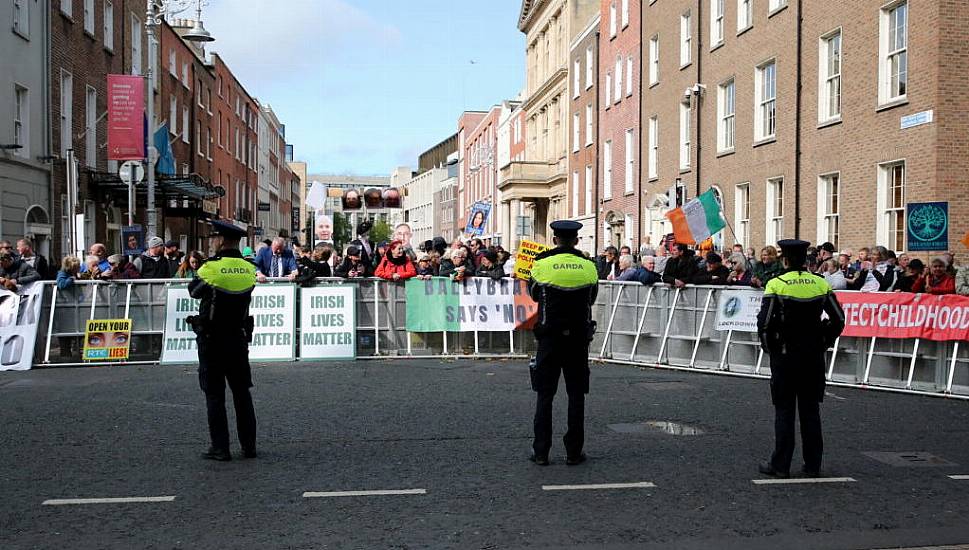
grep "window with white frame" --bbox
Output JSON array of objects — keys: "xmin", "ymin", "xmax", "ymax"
[
  {"xmin": 60, "ymin": 71, "xmax": 72, "ymax": 157},
  {"xmin": 817, "ymin": 173, "xmax": 840, "ymax": 248},
  {"xmin": 85, "ymin": 86, "xmax": 96, "ymax": 167},
  {"xmin": 197, "ymin": 122, "xmax": 202, "ymax": 155},
  {"xmin": 13, "ymin": 86, "xmax": 28, "ymax": 157},
  {"xmin": 572, "ymin": 171, "xmax": 580, "ymax": 218},
  {"xmin": 169, "ymin": 49, "xmax": 179, "ymax": 77},
  {"xmin": 648, "ymin": 116, "xmax": 658, "ymax": 179},
  {"xmin": 624, "ymin": 214, "xmax": 633, "ymax": 247},
  {"xmin": 585, "ymin": 164, "xmax": 593, "ymax": 215},
  {"xmin": 573, "ymin": 59, "xmax": 581, "ymax": 98},
  {"xmin": 84, "ymin": 0, "xmax": 94, "ymax": 33},
  {"xmin": 609, "ymin": 2, "xmax": 617, "ymax": 37},
  {"xmin": 738, "ymin": 0, "xmax": 752, "ymax": 31},
  {"xmin": 13, "ymin": 0, "xmax": 28, "ymax": 37},
  {"xmin": 573, "ymin": 112, "xmax": 580, "ymax": 152},
  {"xmin": 680, "ymin": 12, "xmax": 692, "ymax": 66},
  {"xmin": 819, "ymin": 29, "xmax": 841, "ymax": 122},
  {"xmin": 603, "ymin": 140, "xmax": 613, "ymax": 200},
  {"xmin": 103, "ymin": 1, "xmax": 114, "ymax": 50},
  {"xmin": 624, "ymin": 128, "xmax": 634, "ymax": 193},
  {"xmin": 60, "ymin": 0, "xmax": 71, "ymax": 17},
  {"xmin": 626, "ymin": 56, "xmax": 633, "ymax": 96},
  {"xmin": 679, "ymin": 100, "xmax": 691, "ymax": 169},
  {"xmin": 614, "ymin": 56, "xmax": 622, "ymax": 103},
  {"xmin": 766, "ymin": 177, "xmax": 784, "ymax": 244},
  {"xmin": 621, "ymin": 0, "xmax": 629, "ymax": 28},
  {"xmin": 649, "ymin": 35, "xmax": 659, "ymax": 85},
  {"xmin": 585, "ymin": 104, "xmax": 593, "ymax": 145},
  {"xmin": 585, "ymin": 47, "xmax": 594, "ymax": 89},
  {"xmin": 130, "ymin": 15, "xmax": 142, "ymax": 75},
  {"xmin": 169, "ymin": 96, "xmax": 178, "ymax": 136},
  {"xmin": 755, "ymin": 60, "xmax": 776, "ymax": 141},
  {"xmin": 710, "ymin": 0, "xmax": 724, "ymax": 46},
  {"xmin": 877, "ymin": 161, "xmax": 905, "ymax": 251},
  {"xmin": 182, "ymin": 107, "xmax": 189, "ymax": 143},
  {"xmin": 879, "ymin": 1, "xmax": 907, "ymax": 104},
  {"xmin": 206, "ymin": 127, "xmax": 211, "ymax": 159},
  {"xmin": 717, "ymin": 78, "xmax": 735, "ymax": 151},
  {"xmin": 605, "ymin": 72, "xmax": 612, "ymax": 106},
  {"xmin": 735, "ymin": 183, "xmax": 750, "ymax": 247},
  {"xmin": 769, "ymin": 0, "xmax": 787, "ymax": 12}
]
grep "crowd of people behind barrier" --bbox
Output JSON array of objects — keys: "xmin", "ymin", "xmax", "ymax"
[{"xmin": 3, "ymin": 225, "xmax": 966, "ymax": 298}]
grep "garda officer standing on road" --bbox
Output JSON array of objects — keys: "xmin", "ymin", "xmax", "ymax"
[
  {"xmin": 757, "ymin": 239, "xmax": 845, "ymax": 478},
  {"xmin": 528, "ymin": 220, "xmax": 600, "ymax": 466},
  {"xmin": 189, "ymin": 220, "xmax": 258, "ymax": 462}
]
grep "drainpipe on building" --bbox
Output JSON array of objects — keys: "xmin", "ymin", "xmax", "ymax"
[
  {"xmin": 794, "ymin": 0, "xmax": 803, "ymax": 238},
  {"xmin": 695, "ymin": 0, "xmax": 703, "ymax": 200},
  {"xmin": 593, "ymin": 31, "xmax": 601, "ymax": 253},
  {"xmin": 637, "ymin": 15, "xmax": 644, "ymax": 253}
]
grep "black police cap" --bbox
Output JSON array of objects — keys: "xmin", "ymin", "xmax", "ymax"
[
  {"xmin": 550, "ymin": 220, "xmax": 582, "ymax": 238},
  {"xmin": 776, "ymin": 239, "xmax": 811, "ymax": 254},
  {"xmin": 208, "ymin": 220, "xmax": 247, "ymax": 238}
]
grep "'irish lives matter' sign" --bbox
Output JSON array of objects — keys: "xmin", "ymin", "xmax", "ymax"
[
  {"xmin": 405, "ymin": 277, "xmax": 537, "ymax": 332},
  {"xmin": 299, "ymin": 286, "xmax": 356, "ymax": 360},
  {"xmin": 161, "ymin": 284, "xmax": 296, "ymax": 364}
]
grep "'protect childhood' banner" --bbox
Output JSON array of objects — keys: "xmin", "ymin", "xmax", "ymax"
[
  {"xmin": 161, "ymin": 284, "xmax": 296, "ymax": 364},
  {"xmin": 405, "ymin": 277, "xmax": 537, "ymax": 332}
]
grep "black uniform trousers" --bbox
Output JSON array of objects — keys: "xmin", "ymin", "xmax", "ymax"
[
  {"xmin": 197, "ymin": 332, "xmax": 256, "ymax": 452},
  {"xmin": 531, "ymin": 333, "xmax": 590, "ymax": 459},
  {"xmin": 768, "ymin": 352, "xmax": 825, "ymax": 473}
]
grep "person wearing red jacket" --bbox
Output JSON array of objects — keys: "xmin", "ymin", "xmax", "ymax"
[
  {"xmin": 374, "ymin": 241, "xmax": 417, "ymax": 282},
  {"xmin": 912, "ymin": 257, "xmax": 956, "ymax": 295}
]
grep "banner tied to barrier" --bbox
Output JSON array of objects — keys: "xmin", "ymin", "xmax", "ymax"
[
  {"xmin": 405, "ymin": 277, "xmax": 537, "ymax": 332},
  {"xmin": 83, "ymin": 319, "xmax": 132, "ymax": 361},
  {"xmin": 513, "ymin": 240, "xmax": 550, "ymax": 280}
]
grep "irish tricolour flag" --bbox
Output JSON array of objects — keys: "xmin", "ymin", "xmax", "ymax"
[{"xmin": 665, "ymin": 189, "xmax": 727, "ymax": 245}]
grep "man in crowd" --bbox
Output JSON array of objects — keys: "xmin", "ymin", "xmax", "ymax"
[
  {"xmin": 662, "ymin": 244, "xmax": 698, "ymax": 289},
  {"xmin": 254, "ymin": 237, "xmax": 298, "ymax": 282},
  {"xmin": 597, "ymin": 247, "xmax": 619, "ymax": 280},
  {"xmin": 615, "ymin": 255, "xmax": 643, "ymax": 282},
  {"xmin": 335, "ymin": 245, "xmax": 372, "ymax": 278},
  {"xmin": 0, "ymin": 250, "xmax": 41, "ymax": 291},
  {"xmin": 133, "ymin": 237, "xmax": 172, "ymax": 278},
  {"xmin": 164, "ymin": 240, "xmax": 183, "ymax": 275},
  {"xmin": 692, "ymin": 252, "xmax": 731, "ymax": 285},
  {"xmin": 638, "ymin": 256, "xmax": 663, "ymax": 286},
  {"xmin": 351, "ymin": 221, "xmax": 374, "ymax": 267},
  {"xmin": 81, "ymin": 243, "xmax": 111, "ymax": 273},
  {"xmin": 16, "ymin": 238, "xmax": 50, "ymax": 279}
]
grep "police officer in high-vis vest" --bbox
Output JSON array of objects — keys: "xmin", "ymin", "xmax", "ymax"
[
  {"xmin": 757, "ymin": 239, "xmax": 845, "ymax": 478},
  {"xmin": 188, "ymin": 220, "xmax": 258, "ymax": 461},
  {"xmin": 528, "ymin": 220, "xmax": 600, "ymax": 466}
]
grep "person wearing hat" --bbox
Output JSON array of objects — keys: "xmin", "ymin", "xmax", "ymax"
[
  {"xmin": 691, "ymin": 252, "xmax": 731, "ymax": 285},
  {"xmin": 335, "ymin": 245, "xmax": 373, "ymax": 278},
  {"xmin": 756, "ymin": 239, "xmax": 845, "ymax": 478},
  {"xmin": 474, "ymin": 249, "xmax": 505, "ymax": 280},
  {"xmin": 350, "ymin": 220, "xmax": 374, "ymax": 268},
  {"xmin": 188, "ymin": 220, "xmax": 258, "ymax": 461},
  {"xmin": 164, "ymin": 240, "xmax": 183, "ymax": 274},
  {"xmin": 133, "ymin": 236, "xmax": 173, "ymax": 279},
  {"xmin": 528, "ymin": 220, "xmax": 600, "ymax": 466}
]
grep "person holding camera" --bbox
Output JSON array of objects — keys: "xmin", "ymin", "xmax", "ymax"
[{"xmin": 188, "ymin": 221, "xmax": 258, "ymax": 462}]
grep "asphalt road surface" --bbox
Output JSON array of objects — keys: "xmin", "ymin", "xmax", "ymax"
[{"xmin": 2, "ymin": 358, "xmax": 968, "ymax": 549}]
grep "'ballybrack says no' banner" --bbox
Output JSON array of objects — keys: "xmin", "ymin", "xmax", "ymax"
[
  {"xmin": 405, "ymin": 277, "xmax": 537, "ymax": 332},
  {"xmin": 836, "ymin": 291, "xmax": 969, "ymax": 342}
]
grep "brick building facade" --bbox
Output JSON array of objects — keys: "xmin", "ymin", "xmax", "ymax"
[
  {"xmin": 568, "ymin": 14, "xmax": 600, "ymax": 254},
  {"xmin": 641, "ymin": 0, "xmax": 969, "ymax": 258}
]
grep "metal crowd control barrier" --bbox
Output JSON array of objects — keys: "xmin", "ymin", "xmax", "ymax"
[
  {"xmin": 592, "ymin": 282, "xmax": 969, "ymax": 400},
  {"xmin": 33, "ymin": 278, "xmax": 533, "ymax": 367}
]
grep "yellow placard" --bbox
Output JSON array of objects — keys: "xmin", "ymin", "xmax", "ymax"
[
  {"xmin": 83, "ymin": 319, "xmax": 132, "ymax": 361},
  {"xmin": 513, "ymin": 240, "xmax": 551, "ymax": 280}
]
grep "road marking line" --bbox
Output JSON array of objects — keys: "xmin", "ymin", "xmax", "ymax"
[
  {"xmin": 752, "ymin": 477, "xmax": 856, "ymax": 485},
  {"xmin": 949, "ymin": 475, "xmax": 969, "ymax": 480},
  {"xmin": 542, "ymin": 482, "xmax": 656, "ymax": 491},
  {"xmin": 302, "ymin": 489, "xmax": 427, "ymax": 498},
  {"xmin": 42, "ymin": 496, "xmax": 176, "ymax": 506}
]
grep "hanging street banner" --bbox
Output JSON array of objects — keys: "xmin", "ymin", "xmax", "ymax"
[
  {"xmin": 107, "ymin": 74, "xmax": 145, "ymax": 161},
  {"xmin": 299, "ymin": 285, "xmax": 356, "ymax": 360},
  {"xmin": 161, "ymin": 284, "xmax": 296, "ymax": 364},
  {"xmin": 405, "ymin": 277, "xmax": 537, "ymax": 332},
  {"xmin": 837, "ymin": 292, "xmax": 969, "ymax": 342},
  {"xmin": 513, "ymin": 240, "xmax": 550, "ymax": 280},
  {"xmin": 0, "ymin": 283, "xmax": 45, "ymax": 371},
  {"xmin": 714, "ymin": 289, "xmax": 762, "ymax": 332},
  {"xmin": 82, "ymin": 319, "xmax": 132, "ymax": 361},
  {"xmin": 906, "ymin": 201, "xmax": 949, "ymax": 252}
]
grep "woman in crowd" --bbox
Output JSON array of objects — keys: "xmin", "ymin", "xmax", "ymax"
[
  {"xmin": 475, "ymin": 250, "xmax": 506, "ymax": 281},
  {"xmin": 175, "ymin": 251, "xmax": 205, "ymax": 279},
  {"xmin": 870, "ymin": 246, "xmax": 897, "ymax": 291},
  {"xmin": 78, "ymin": 255, "xmax": 105, "ymax": 280},
  {"xmin": 726, "ymin": 253, "xmax": 753, "ymax": 286},
  {"xmin": 751, "ymin": 246, "xmax": 783, "ymax": 288},
  {"xmin": 298, "ymin": 244, "xmax": 333, "ymax": 278},
  {"xmin": 913, "ymin": 257, "xmax": 955, "ymax": 295},
  {"xmin": 439, "ymin": 246, "xmax": 473, "ymax": 281},
  {"xmin": 415, "ymin": 253, "xmax": 436, "ymax": 279},
  {"xmin": 375, "ymin": 241, "xmax": 417, "ymax": 282},
  {"xmin": 106, "ymin": 254, "xmax": 141, "ymax": 280},
  {"xmin": 820, "ymin": 259, "xmax": 848, "ymax": 290},
  {"xmin": 56, "ymin": 256, "xmax": 81, "ymax": 290},
  {"xmin": 894, "ymin": 259, "xmax": 924, "ymax": 293}
]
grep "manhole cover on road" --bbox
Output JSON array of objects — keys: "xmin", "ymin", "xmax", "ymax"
[
  {"xmin": 608, "ymin": 421, "xmax": 705, "ymax": 436},
  {"xmin": 863, "ymin": 451, "xmax": 957, "ymax": 467}
]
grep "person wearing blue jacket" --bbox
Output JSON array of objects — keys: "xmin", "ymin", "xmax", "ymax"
[{"xmin": 254, "ymin": 237, "xmax": 298, "ymax": 282}]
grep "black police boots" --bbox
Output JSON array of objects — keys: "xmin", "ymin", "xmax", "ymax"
[{"xmin": 203, "ymin": 447, "xmax": 232, "ymax": 461}]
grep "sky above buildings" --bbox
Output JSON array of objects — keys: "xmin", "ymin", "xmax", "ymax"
[{"xmin": 203, "ymin": 0, "xmax": 526, "ymax": 176}]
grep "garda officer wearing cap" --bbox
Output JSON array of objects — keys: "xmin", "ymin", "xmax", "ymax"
[
  {"xmin": 528, "ymin": 220, "xmax": 600, "ymax": 466},
  {"xmin": 188, "ymin": 220, "xmax": 258, "ymax": 461},
  {"xmin": 756, "ymin": 239, "xmax": 845, "ymax": 478}
]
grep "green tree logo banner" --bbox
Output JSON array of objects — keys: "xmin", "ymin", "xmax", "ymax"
[{"xmin": 906, "ymin": 202, "xmax": 948, "ymax": 251}]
